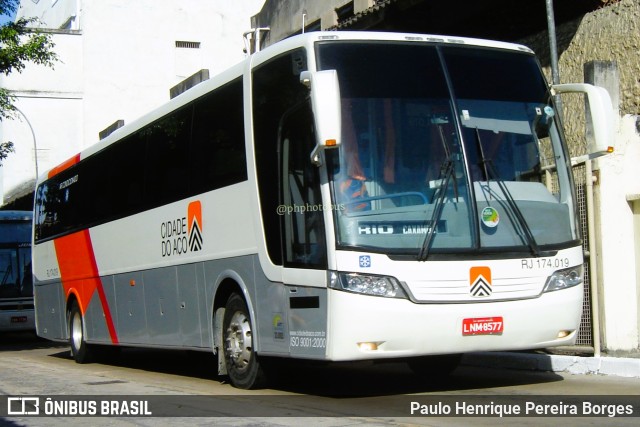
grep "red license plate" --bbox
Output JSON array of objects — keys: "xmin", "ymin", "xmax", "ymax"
[
  {"xmin": 462, "ymin": 317, "xmax": 504, "ymax": 336},
  {"xmin": 11, "ymin": 316, "xmax": 28, "ymax": 324}
]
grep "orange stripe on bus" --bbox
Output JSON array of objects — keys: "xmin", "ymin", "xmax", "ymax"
[
  {"xmin": 188, "ymin": 200, "xmax": 202, "ymax": 234},
  {"xmin": 48, "ymin": 153, "xmax": 81, "ymax": 179},
  {"xmin": 54, "ymin": 229, "xmax": 119, "ymax": 344}
]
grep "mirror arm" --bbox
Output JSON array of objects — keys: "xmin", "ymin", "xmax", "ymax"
[{"xmin": 310, "ymin": 145, "xmax": 323, "ymax": 166}]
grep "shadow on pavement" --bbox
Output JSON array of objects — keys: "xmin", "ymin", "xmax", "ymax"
[{"xmin": 43, "ymin": 344, "xmax": 564, "ymax": 397}]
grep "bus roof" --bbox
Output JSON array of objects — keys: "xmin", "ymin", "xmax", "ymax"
[
  {"xmin": 256, "ymin": 31, "xmax": 533, "ymax": 62},
  {"xmin": 39, "ymin": 31, "xmax": 534, "ymax": 184}
]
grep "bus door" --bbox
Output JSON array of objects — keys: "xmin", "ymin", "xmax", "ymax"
[{"xmin": 278, "ymin": 100, "xmax": 329, "ymax": 358}]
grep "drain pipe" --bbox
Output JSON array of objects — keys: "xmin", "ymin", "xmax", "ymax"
[
  {"xmin": 242, "ymin": 27, "xmax": 270, "ymax": 54},
  {"xmin": 546, "ymin": 0, "xmax": 563, "ymax": 114},
  {"xmin": 585, "ymin": 159, "xmax": 602, "ymax": 357}
]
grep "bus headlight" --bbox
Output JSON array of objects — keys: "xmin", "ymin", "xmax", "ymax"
[
  {"xmin": 329, "ymin": 271, "xmax": 408, "ymax": 299},
  {"xmin": 543, "ymin": 265, "xmax": 583, "ymax": 293}
]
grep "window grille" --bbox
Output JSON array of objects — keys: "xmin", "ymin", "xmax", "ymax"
[{"xmin": 175, "ymin": 41, "xmax": 201, "ymax": 49}]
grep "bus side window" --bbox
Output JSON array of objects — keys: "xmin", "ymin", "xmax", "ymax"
[
  {"xmin": 253, "ymin": 48, "xmax": 309, "ymax": 266},
  {"xmin": 190, "ymin": 78, "xmax": 246, "ymax": 194},
  {"xmin": 144, "ymin": 107, "xmax": 192, "ymax": 206},
  {"xmin": 280, "ymin": 103, "xmax": 327, "ymax": 269}
]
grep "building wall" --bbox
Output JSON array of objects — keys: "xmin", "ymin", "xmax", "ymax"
[
  {"xmin": 16, "ymin": 0, "xmax": 81, "ymax": 29},
  {"xmin": 0, "ymin": 30, "xmax": 84, "ymax": 204},
  {"xmin": 1, "ymin": 0, "xmax": 264, "ymax": 203},
  {"xmin": 250, "ymin": 0, "xmax": 375, "ymax": 49},
  {"xmin": 521, "ymin": 0, "xmax": 640, "ymax": 155},
  {"xmin": 523, "ymin": 0, "xmax": 640, "ymax": 351}
]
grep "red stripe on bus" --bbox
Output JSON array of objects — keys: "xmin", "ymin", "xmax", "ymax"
[
  {"xmin": 48, "ymin": 153, "xmax": 81, "ymax": 179},
  {"xmin": 54, "ymin": 230, "xmax": 119, "ymax": 344}
]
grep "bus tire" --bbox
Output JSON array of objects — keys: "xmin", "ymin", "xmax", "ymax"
[
  {"xmin": 68, "ymin": 302, "xmax": 94, "ymax": 363},
  {"xmin": 222, "ymin": 292, "xmax": 267, "ymax": 389}
]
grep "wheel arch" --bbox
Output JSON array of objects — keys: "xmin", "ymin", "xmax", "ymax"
[{"xmin": 65, "ymin": 291, "xmax": 81, "ymax": 338}]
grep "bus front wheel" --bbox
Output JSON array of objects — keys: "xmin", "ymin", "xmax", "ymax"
[
  {"xmin": 68, "ymin": 302, "xmax": 94, "ymax": 363},
  {"xmin": 222, "ymin": 293, "xmax": 267, "ymax": 389}
]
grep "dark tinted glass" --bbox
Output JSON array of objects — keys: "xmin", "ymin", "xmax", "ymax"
[{"xmin": 34, "ymin": 78, "xmax": 246, "ymax": 242}]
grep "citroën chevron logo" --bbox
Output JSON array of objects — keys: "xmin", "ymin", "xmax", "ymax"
[
  {"xmin": 188, "ymin": 201, "xmax": 203, "ymax": 252},
  {"xmin": 469, "ymin": 266, "xmax": 492, "ymax": 297}
]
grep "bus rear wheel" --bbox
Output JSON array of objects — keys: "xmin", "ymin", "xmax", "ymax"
[
  {"xmin": 68, "ymin": 302, "xmax": 94, "ymax": 363},
  {"xmin": 222, "ymin": 293, "xmax": 267, "ymax": 389}
]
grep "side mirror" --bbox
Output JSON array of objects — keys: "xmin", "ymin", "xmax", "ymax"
[
  {"xmin": 552, "ymin": 83, "xmax": 615, "ymax": 158},
  {"xmin": 300, "ymin": 70, "xmax": 341, "ymax": 165}
]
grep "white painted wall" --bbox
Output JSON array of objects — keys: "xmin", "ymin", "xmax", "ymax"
[
  {"xmin": 0, "ymin": 30, "xmax": 84, "ymax": 203},
  {"xmin": 16, "ymin": 0, "xmax": 81, "ymax": 29},
  {"xmin": 595, "ymin": 114, "xmax": 640, "ymax": 350},
  {"xmin": 1, "ymin": 0, "xmax": 264, "ymax": 203}
]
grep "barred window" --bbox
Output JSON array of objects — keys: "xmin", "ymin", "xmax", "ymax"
[{"xmin": 175, "ymin": 41, "xmax": 201, "ymax": 49}]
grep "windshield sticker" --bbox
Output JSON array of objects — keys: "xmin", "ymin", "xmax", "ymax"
[
  {"xmin": 481, "ymin": 207, "xmax": 500, "ymax": 228},
  {"xmin": 58, "ymin": 174, "xmax": 78, "ymax": 190},
  {"xmin": 358, "ymin": 220, "xmax": 447, "ymax": 235}
]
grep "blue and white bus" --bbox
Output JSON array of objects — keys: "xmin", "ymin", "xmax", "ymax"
[{"xmin": 0, "ymin": 210, "xmax": 34, "ymax": 332}]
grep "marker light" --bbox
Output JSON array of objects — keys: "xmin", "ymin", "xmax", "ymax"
[
  {"xmin": 330, "ymin": 271, "xmax": 408, "ymax": 299},
  {"xmin": 556, "ymin": 330, "xmax": 574, "ymax": 339},
  {"xmin": 357, "ymin": 342, "xmax": 383, "ymax": 351},
  {"xmin": 543, "ymin": 265, "xmax": 583, "ymax": 293}
]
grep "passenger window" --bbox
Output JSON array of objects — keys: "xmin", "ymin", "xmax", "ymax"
[
  {"xmin": 190, "ymin": 78, "xmax": 246, "ymax": 194},
  {"xmin": 144, "ymin": 107, "xmax": 192, "ymax": 206}
]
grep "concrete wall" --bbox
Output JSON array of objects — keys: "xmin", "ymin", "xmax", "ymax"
[
  {"xmin": 250, "ymin": 0, "xmax": 375, "ymax": 49},
  {"xmin": 522, "ymin": 0, "xmax": 640, "ymax": 155},
  {"xmin": 524, "ymin": 0, "xmax": 640, "ymax": 351},
  {"xmin": 563, "ymin": 0, "xmax": 640, "ymax": 353}
]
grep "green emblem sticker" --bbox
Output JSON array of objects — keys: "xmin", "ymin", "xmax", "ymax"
[{"xmin": 481, "ymin": 206, "xmax": 500, "ymax": 228}]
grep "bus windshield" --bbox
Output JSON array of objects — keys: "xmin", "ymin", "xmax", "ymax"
[
  {"xmin": 317, "ymin": 41, "xmax": 578, "ymax": 257},
  {"xmin": 0, "ymin": 215, "xmax": 33, "ymax": 299}
]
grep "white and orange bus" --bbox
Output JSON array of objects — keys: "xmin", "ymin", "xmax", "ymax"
[{"xmin": 33, "ymin": 32, "xmax": 613, "ymax": 389}]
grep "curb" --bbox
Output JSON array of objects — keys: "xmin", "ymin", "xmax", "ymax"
[{"xmin": 461, "ymin": 351, "xmax": 640, "ymax": 378}]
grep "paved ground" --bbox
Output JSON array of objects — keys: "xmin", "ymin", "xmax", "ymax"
[{"xmin": 462, "ymin": 350, "xmax": 640, "ymax": 378}]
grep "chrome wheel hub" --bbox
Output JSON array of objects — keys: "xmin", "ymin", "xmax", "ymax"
[
  {"xmin": 225, "ymin": 310, "xmax": 253, "ymax": 372},
  {"xmin": 71, "ymin": 311, "xmax": 83, "ymax": 351}
]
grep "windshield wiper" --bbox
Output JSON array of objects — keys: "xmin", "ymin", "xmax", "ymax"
[
  {"xmin": 474, "ymin": 128, "xmax": 540, "ymax": 256},
  {"xmin": 418, "ymin": 125, "xmax": 458, "ymax": 261},
  {"xmin": 417, "ymin": 157, "xmax": 453, "ymax": 261}
]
